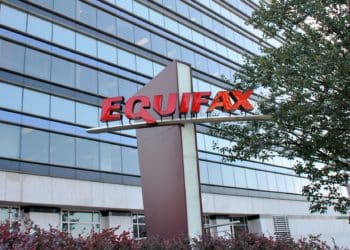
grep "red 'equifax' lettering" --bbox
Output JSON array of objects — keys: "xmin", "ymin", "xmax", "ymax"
[{"xmin": 100, "ymin": 90, "xmax": 253, "ymax": 124}]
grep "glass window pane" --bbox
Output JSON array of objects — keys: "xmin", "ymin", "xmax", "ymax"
[
  {"xmin": 189, "ymin": 7, "xmax": 202, "ymax": 24},
  {"xmin": 256, "ymin": 171, "xmax": 268, "ymax": 191},
  {"xmin": 76, "ymin": 102, "xmax": 98, "ymax": 127},
  {"xmin": 0, "ymin": 40, "xmax": 25, "ymax": 72},
  {"xmin": 76, "ymin": 33, "xmax": 96, "ymax": 57},
  {"xmin": 98, "ymin": 72, "xmax": 119, "ymax": 97},
  {"xmin": 54, "ymin": 0, "xmax": 76, "ymax": 19},
  {"xmin": 136, "ymin": 56, "xmax": 153, "ymax": 76},
  {"xmin": 0, "ymin": 82, "xmax": 22, "ymax": 110},
  {"xmin": 24, "ymin": 49, "xmax": 51, "ymax": 80},
  {"xmin": 116, "ymin": 18, "xmax": 134, "ymax": 42},
  {"xmin": 246, "ymin": 169, "xmax": 258, "ymax": 189},
  {"xmin": 181, "ymin": 47, "xmax": 195, "ymax": 67},
  {"xmin": 234, "ymin": 167, "xmax": 247, "ymax": 188},
  {"xmin": 150, "ymin": 34, "xmax": 166, "ymax": 55},
  {"xmin": 133, "ymin": 1, "xmax": 149, "ymax": 19},
  {"xmin": 166, "ymin": 41, "xmax": 180, "ymax": 59},
  {"xmin": 50, "ymin": 96, "xmax": 75, "ymax": 123},
  {"xmin": 207, "ymin": 162, "xmax": 222, "ymax": 185},
  {"xmin": 23, "ymin": 89, "xmax": 50, "ymax": 117},
  {"xmin": 164, "ymin": 16, "xmax": 178, "ymax": 33},
  {"xmin": 76, "ymin": 65, "xmax": 98, "ymax": 93},
  {"xmin": 97, "ymin": 41, "xmax": 117, "ymax": 63},
  {"xmin": 116, "ymin": 0, "xmax": 133, "ymax": 12},
  {"xmin": 50, "ymin": 133, "xmax": 75, "ymax": 166},
  {"xmin": 122, "ymin": 146, "xmax": 139, "ymax": 175},
  {"xmin": 199, "ymin": 161, "xmax": 209, "ymax": 184},
  {"xmin": 134, "ymin": 27, "xmax": 150, "ymax": 49},
  {"xmin": 276, "ymin": 174, "xmax": 287, "ymax": 192},
  {"xmin": 76, "ymin": 138, "xmax": 99, "ymax": 170},
  {"xmin": 29, "ymin": 0, "xmax": 53, "ymax": 9},
  {"xmin": 21, "ymin": 127, "xmax": 49, "ymax": 163},
  {"xmin": 27, "ymin": 15, "xmax": 52, "ymax": 41},
  {"xmin": 149, "ymin": 9, "xmax": 163, "ymax": 27},
  {"xmin": 194, "ymin": 53, "xmax": 208, "ymax": 73},
  {"xmin": 97, "ymin": 10, "xmax": 116, "ymax": 35},
  {"xmin": 0, "ymin": 123, "xmax": 20, "ymax": 158},
  {"xmin": 76, "ymin": 1, "xmax": 96, "ymax": 27},
  {"xmin": 52, "ymin": 25, "xmax": 75, "ymax": 50},
  {"xmin": 178, "ymin": 24, "xmax": 192, "ymax": 40},
  {"xmin": 51, "ymin": 57, "xmax": 75, "ymax": 87},
  {"xmin": 117, "ymin": 49, "xmax": 136, "ymax": 70},
  {"xmin": 221, "ymin": 164, "xmax": 235, "ymax": 187},
  {"xmin": 153, "ymin": 63, "xmax": 164, "ymax": 76},
  {"xmin": 0, "ymin": 5, "xmax": 27, "ymax": 32},
  {"xmin": 118, "ymin": 79, "xmax": 137, "ymax": 99},
  {"xmin": 100, "ymin": 142, "xmax": 122, "ymax": 173}
]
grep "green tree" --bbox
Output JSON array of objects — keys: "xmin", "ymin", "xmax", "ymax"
[{"xmin": 213, "ymin": 0, "xmax": 350, "ymax": 213}]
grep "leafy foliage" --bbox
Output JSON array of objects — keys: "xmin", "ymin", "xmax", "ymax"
[
  {"xmin": 0, "ymin": 222, "xmax": 342, "ymax": 250},
  {"xmin": 212, "ymin": 0, "xmax": 350, "ymax": 214}
]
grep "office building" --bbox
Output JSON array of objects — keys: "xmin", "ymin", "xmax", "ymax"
[{"xmin": 0, "ymin": 0, "xmax": 348, "ymax": 245}]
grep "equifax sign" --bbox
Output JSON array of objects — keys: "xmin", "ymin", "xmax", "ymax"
[{"xmin": 100, "ymin": 90, "xmax": 254, "ymax": 124}]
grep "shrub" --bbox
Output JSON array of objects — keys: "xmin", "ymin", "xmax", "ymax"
[{"xmin": 0, "ymin": 221, "xmax": 345, "ymax": 250}]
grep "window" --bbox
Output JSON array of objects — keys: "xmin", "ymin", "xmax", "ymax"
[
  {"xmin": 116, "ymin": 18, "xmax": 134, "ymax": 42},
  {"xmin": 21, "ymin": 128, "xmax": 49, "ymax": 163},
  {"xmin": 100, "ymin": 142, "xmax": 122, "ymax": 173},
  {"xmin": 76, "ymin": 138, "xmax": 99, "ymax": 170},
  {"xmin": 98, "ymin": 72, "xmax": 119, "ymax": 97},
  {"xmin": 76, "ymin": 33, "xmax": 96, "ymax": 57},
  {"xmin": 0, "ymin": 82, "xmax": 22, "ymax": 110},
  {"xmin": 149, "ymin": 9, "xmax": 163, "ymax": 27},
  {"xmin": 194, "ymin": 53, "xmax": 208, "ymax": 73},
  {"xmin": 203, "ymin": 215, "xmax": 211, "ymax": 235},
  {"xmin": 52, "ymin": 25, "xmax": 75, "ymax": 50},
  {"xmin": 246, "ymin": 169, "xmax": 258, "ymax": 189},
  {"xmin": 230, "ymin": 217, "xmax": 248, "ymax": 238},
  {"xmin": 221, "ymin": 164, "xmax": 235, "ymax": 187},
  {"xmin": 50, "ymin": 133, "xmax": 75, "ymax": 166},
  {"xmin": 122, "ymin": 147, "xmax": 139, "ymax": 175},
  {"xmin": 117, "ymin": 49, "xmax": 136, "ymax": 71},
  {"xmin": 27, "ymin": 15, "xmax": 52, "ymax": 41},
  {"xmin": 62, "ymin": 210, "xmax": 100, "ymax": 237},
  {"xmin": 189, "ymin": 7, "xmax": 202, "ymax": 24},
  {"xmin": 133, "ymin": 213, "xmax": 146, "ymax": 238},
  {"xmin": 51, "ymin": 56, "xmax": 75, "ymax": 87},
  {"xmin": 0, "ymin": 207, "xmax": 19, "ymax": 224},
  {"xmin": 178, "ymin": 24, "xmax": 192, "ymax": 40},
  {"xmin": 150, "ymin": 34, "xmax": 166, "ymax": 55},
  {"xmin": 97, "ymin": 41, "xmax": 117, "ymax": 63},
  {"xmin": 118, "ymin": 79, "xmax": 137, "ymax": 100},
  {"xmin": 0, "ymin": 123, "xmax": 20, "ymax": 158},
  {"xmin": 75, "ymin": 102, "xmax": 98, "ymax": 127},
  {"xmin": 136, "ymin": 56, "xmax": 153, "ymax": 76},
  {"xmin": 164, "ymin": 16, "xmax": 178, "ymax": 33},
  {"xmin": 0, "ymin": 5, "xmax": 27, "ymax": 32},
  {"xmin": 29, "ymin": 0, "xmax": 53, "ymax": 9},
  {"xmin": 76, "ymin": 1, "xmax": 96, "ymax": 27},
  {"xmin": 0, "ymin": 39, "xmax": 25, "ymax": 73},
  {"xmin": 97, "ymin": 10, "xmax": 116, "ymax": 35},
  {"xmin": 22, "ymin": 89, "xmax": 50, "ymax": 117},
  {"xmin": 166, "ymin": 41, "xmax": 180, "ymax": 59},
  {"xmin": 133, "ymin": 1, "xmax": 149, "ymax": 19},
  {"xmin": 207, "ymin": 162, "xmax": 223, "ymax": 185},
  {"xmin": 256, "ymin": 171, "xmax": 269, "ymax": 191},
  {"xmin": 134, "ymin": 27, "xmax": 150, "ymax": 49},
  {"xmin": 76, "ymin": 64, "xmax": 98, "ymax": 93},
  {"xmin": 181, "ymin": 47, "xmax": 195, "ymax": 67},
  {"xmin": 234, "ymin": 167, "xmax": 247, "ymax": 188},
  {"xmin": 116, "ymin": 0, "xmax": 133, "ymax": 12},
  {"xmin": 50, "ymin": 96, "xmax": 75, "ymax": 123},
  {"xmin": 24, "ymin": 49, "xmax": 51, "ymax": 80},
  {"xmin": 199, "ymin": 161, "xmax": 209, "ymax": 184},
  {"xmin": 53, "ymin": 0, "xmax": 76, "ymax": 19}
]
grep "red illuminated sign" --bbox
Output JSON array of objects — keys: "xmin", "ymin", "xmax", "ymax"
[{"xmin": 100, "ymin": 90, "xmax": 253, "ymax": 124}]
